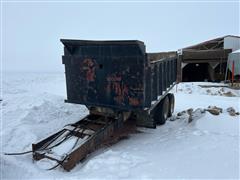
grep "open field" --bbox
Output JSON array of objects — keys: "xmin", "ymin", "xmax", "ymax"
[{"xmin": 1, "ymin": 72, "xmax": 239, "ymax": 179}]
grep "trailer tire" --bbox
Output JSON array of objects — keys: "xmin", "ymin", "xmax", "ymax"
[
  {"xmin": 154, "ymin": 96, "xmax": 169, "ymax": 125},
  {"xmin": 168, "ymin": 93, "xmax": 175, "ymax": 117}
]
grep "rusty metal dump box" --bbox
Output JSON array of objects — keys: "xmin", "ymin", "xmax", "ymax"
[
  {"xmin": 31, "ymin": 40, "xmax": 177, "ymax": 171},
  {"xmin": 61, "ymin": 39, "xmax": 177, "ymax": 111}
]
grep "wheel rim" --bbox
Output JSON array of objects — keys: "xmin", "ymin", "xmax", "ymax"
[
  {"xmin": 163, "ymin": 98, "xmax": 169, "ymax": 120},
  {"xmin": 164, "ymin": 108, "xmax": 168, "ymax": 119},
  {"xmin": 171, "ymin": 98, "xmax": 174, "ymax": 114}
]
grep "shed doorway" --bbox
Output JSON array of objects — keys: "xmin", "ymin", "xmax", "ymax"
[{"xmin": 182, "ymin": 63, "xmax": 210, "ymax": 82}]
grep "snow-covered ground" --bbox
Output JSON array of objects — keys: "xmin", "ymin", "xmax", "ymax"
[{"xmin": 1, "ymin": 72, "xmax": 239, "ymax": 179}]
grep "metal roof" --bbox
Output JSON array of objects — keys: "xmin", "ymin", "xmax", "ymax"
[{"xmin": 182, "ymin": 35, "xmax": 240, "ymax": 50}]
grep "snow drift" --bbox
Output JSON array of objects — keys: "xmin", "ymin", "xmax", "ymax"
[{"xmin": 1, "ymin": 72, "xmax": 239, "ymax": 179}]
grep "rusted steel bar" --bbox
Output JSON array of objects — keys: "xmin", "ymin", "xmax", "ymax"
[{"xmin": 32, "ymin": 114, "xmax": 123, "ymax": 171}]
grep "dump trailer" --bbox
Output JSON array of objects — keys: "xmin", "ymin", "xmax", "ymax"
[
  {"xmin": 62, "ymin": 39, "xmax": 177, "ymax": 127},
  {"xmin": 32, "ymin": 40, "xmax": 177, "ymax": 171}
]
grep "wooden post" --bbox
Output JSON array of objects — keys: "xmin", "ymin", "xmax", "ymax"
[{"xmin": 177, "ymin": 54, "xmax": 183, "ymax": 82}]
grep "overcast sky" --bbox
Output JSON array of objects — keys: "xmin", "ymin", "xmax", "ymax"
[{"xmin": 2, "ymin": 1, "xmax": 239, "ymax": 72}]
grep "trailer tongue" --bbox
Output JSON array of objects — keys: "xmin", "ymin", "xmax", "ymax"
[{"xmin": 32, "ymin": 113, "xmax": 124, "ymax": 171}]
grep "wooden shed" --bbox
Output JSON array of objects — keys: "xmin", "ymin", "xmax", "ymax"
[{"xmin": 177, "ymin": 35, "xmax": 240, "ymax": 82}]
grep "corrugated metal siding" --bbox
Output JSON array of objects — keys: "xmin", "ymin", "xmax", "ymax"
[{"xmin": 224, "ymin": 36, "xmax": 240, "ymax": 51}]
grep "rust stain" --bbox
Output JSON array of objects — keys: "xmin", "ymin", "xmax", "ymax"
[
  {"xmin": 106, "ymin": 74, "xmax": 129, "ymax": 105},
  {"xmin": 129, "ymin": 98, "xmax": 140, "ymax": 106},
  {"xmin": 114, "ymin": 96, "xmax": 124, "ymax": 104},
  {"xmin": 107, "ymin": 76, "xmax": 122, "ymax": 82},
  {"xmin": 82, "ymin": 58, "xmax": 96, "ymax": 82}
]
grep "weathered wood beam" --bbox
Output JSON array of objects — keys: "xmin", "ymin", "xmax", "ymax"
[
  {"xmin": 182, "ymin": 59, "xmax": 227, "ymax": 63},
  {"xmin": 182, "ymin": 49, "xmax": 232, "ymax": 61}
]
